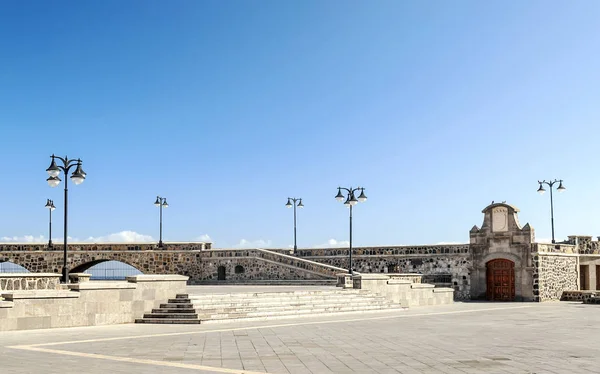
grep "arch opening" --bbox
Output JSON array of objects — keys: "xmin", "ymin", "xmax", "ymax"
[
  {"xmin": 71, "ymin": 260, "xmax": 142, "ymax": 280},
  {"xmin": 234, "ymin": 265, "xmax": 244, "ymax": 274},
  {"xmin": 0, "ymin": 261, "xmax": 30, "ymax": 273}
]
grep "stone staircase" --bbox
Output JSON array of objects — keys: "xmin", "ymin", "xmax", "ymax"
[{"xmin": 136, "ymin": 289, "xmax": 405, "ymax": 324}]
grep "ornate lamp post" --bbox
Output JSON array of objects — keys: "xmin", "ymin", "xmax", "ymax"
[
  {"xmin": 154, "ymin": 196, "xmax": 169, "ymax": 248},
  {"xmin": 335, "ymin": 187, "xmax": 367, "ymax": 274},
  {"xmin": 537, "ymin": 179, "xmax": 566, "ymax": 244},
  {"xmin": 44, "ymin": 199, "xmax": 56, "ymax": 248},
  {"xmin": 46, "ymin": 155, "xmax": 86, "ymax": 283},
  {"xmin": 285, "ymin": 197, "xmax": 304, "ymax": 255}
]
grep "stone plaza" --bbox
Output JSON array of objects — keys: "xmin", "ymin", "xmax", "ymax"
[{"xmin": 0, "ymin": 292, "xmax": 598, "ymax": 374}]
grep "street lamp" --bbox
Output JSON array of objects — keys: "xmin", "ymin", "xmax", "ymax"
[
  {"xmin": 46, "ymin": 155, "xmax": 86, "ymax": 283},
  {"xmin": 44, "ymin": 199, "xmax": 56, "ymax": 248},
  {"xmin": 154, "ymin": 196, "xmax": 169, "ymax": 248},
  {"xmin": 537, "ymin": 179, "xmax": 566, "ymax": 244},
  {"xmin": 335, "ymin": 187, "xmax": 367, "ymax": 274},
  {"xmin": 285, "ymin": 197, "xmax": 304, "ymax": 255}
]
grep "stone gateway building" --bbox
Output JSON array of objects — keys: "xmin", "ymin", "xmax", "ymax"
[{"xmin": 1, "ymin": 202, "xmax": 598, "ymax": 302}]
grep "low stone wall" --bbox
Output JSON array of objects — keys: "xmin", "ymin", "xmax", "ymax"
[
  {"xmin": 583, "ymin": 292, "xmax": 600, "ymax": 304},
  {"xmin": 352, "ymin": 274, "xmax": 454, "ymax": 308},
  {"xmin": 560, "ymin": 290, "xmax": 600, "ymax": 304},
  {"xmin": 0, "ymin": 273, "xmax": 60, "ymax": 291},
  {"xmin": 0, "ymin": 274, "xmax": 187, "ymax": 331},
  {"xmin": 300, "ymin": 252, "xmax": 471, "ymax": 300}
]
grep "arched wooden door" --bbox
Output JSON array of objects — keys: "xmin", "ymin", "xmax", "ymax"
[
  {"xmin": 486, "ymin": 259, "xmax": 515, "ymax": 301},
  {"xmin": 217, "ymin": 266, "xmax": 226, "ymax": 281}
]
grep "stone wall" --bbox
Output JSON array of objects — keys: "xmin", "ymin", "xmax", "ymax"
[
  {"xmin": 295, "ymin": 245, "xmax": 472, "ymax": 300},
  {"xmin": 0, "ymin": 244, "xmax": 205, "ymax": 281},
  {"xmin": 199, "ymin": 249, "xmax": 346, "ymax": 283},
  {"xmin": 0, "ymin": 274, "xmax": 187, "ymax": 331},
  {"xmin": 534, "ymin": 254, "xmax": 578, "ymax": 302}
]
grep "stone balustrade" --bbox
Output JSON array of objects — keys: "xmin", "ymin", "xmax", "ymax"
[
  {"xmin": 0, "ymin": 273, "xmax": 60, "ymax": 291},
  {"xmin": 203, "ymin": 248, "xmax": 347, "ymax": 279}
]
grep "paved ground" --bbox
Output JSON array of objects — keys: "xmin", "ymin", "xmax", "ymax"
[{"xmin": 0, "ymin": 301, "xmax": 599, "ymax": 374}]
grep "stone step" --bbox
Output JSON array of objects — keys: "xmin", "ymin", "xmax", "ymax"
[
  {"xmin": 190, "ymin": 296, "xmax": 388, "ymax": 308},
  {"xmin": 192, "ymin": 300, "xmax": 393, "ymax": 313},
  {"xmin": 143, "ymin": 313, "xmax": 199, "ymax": 319},
  {"xmin": 189, "ymin": 293, "xmax": 379, "ymax": 302},
  {"xmin": 175, "ymin": 294, "xmax": 189, "ymax": 299},
  {"xmin": 135, "ymin": 318, "xmax": 201, "ymax": 324},
  {"xmin": 188, "ymin": 290, "xmax": 365, "ymax": 300},
  {"xmin": 200, "ymin": 306, "xmax": 406, "ymax": 325},
  {"xmin": 159, "ymin": 303, "xmax": 195, "ymax": 308},
  {"xmin": 151, "ymin": 308, "xmax": 196, "ymax": 314},
  {"xmin": 189, "ymin": 292, "xmax": 371, "ymax": 300},
  {"xmin": 167, "ymin": 298, "xmax": 191, "ymax": 304},
  {"xmin": 198, "ymin": 304, "xmax": 405, "ymax": 321}
]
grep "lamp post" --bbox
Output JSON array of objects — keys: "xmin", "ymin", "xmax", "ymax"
[
  {"xmin": 335, "ymin": 187, "xmax": 367, "ymax": 274},
  {"xmin": 44, "ymin": 199, "xmax": 56, "ymax": 248},
  {"xmin": 46, "ymin": 155, "xmax": 86, "ymax": 283},
  {"xmin": 537, "ymin": 179, "xmax": 566, "ymax": 244},
  {"xmin": 154, "ymin": 196, "xmax": 169, "ymax": 248},
  {"xmin": 285, "ymin": 197, "xmax": 304, "ymax": 255}
]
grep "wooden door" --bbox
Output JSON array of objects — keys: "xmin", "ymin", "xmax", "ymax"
[
  {"xmin": 596, "ymin": 266, "xmax": 600, "ymax": 290},
  {"xmin": 580, "ymin": 265, "xmax": 589, "ymax": 290},
  {"xmin": 486, "ymin": 259, "xmax": 515, "ymax": 301}
]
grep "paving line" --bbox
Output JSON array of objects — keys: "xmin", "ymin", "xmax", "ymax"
[
  {"xmin": 7, "ymin": 305, "xmax": 532, "ymax": 349},
  {"xmin": 12, "ymin": 345, "xmax": 270, "ymax": 374}
]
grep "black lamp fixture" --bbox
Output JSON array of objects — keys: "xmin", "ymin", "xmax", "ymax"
[
  {"xmin": 46, "ymin": 155, "xmax": 86, "ymax": 283},
  {"xmin": 154, "ymin": 196, "xmax": 169, "ymax": 248},
  {"xmin": 335, "ymin": 187, "xmax": 367, "ymax": 274},
  {"xmin": 537, "ymin": 179, "xmax": 566, "ymax": 244},
  {"xmin": 285, "ymin": 197, "xmax": 303, "ymax": 255},
  {"xmin": 44, "ymin": 199, "xmax": 56, "ymax": 248}
]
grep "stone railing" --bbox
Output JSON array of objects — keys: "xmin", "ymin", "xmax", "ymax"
[
  {"xmin": 532, "ymin": 243, "xmax": 578, "ymax": 254},
  {"xmin": 388, "ymin": 273, "xmax": 423, "ymax": 283},
  {"xmin": 204, "ymin": 248, "xmax": 347, "ymax": 278},
  {"xmin": 0, "ymin": 273, "xmax": 60, "ymax": 291},
  {"xmin": 255, "ymin": 248, "xmax": 346, "ymax": 278},
  {"xmin": 296, "ymin": 244, "xmax": 470, "ymax": 257},
  {"xmin": 0, "ymin": 242, "xmax": 211, "ymax": 252}
]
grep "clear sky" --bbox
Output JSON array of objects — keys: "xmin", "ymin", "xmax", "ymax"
[{"xmin": 1, "ymin": 1, "xmax": 599, "ymax": 248}]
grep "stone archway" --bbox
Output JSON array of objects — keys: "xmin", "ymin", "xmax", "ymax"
[{"xmin": 486, "ymin": 259, "xmax": 515, "ymax": 301}]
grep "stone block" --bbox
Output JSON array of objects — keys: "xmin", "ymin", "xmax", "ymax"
[{"xmin": 17, "ymin": 316, "xmax": 51, "ymax": 330}]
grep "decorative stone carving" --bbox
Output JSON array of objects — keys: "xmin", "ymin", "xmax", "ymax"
[{"xmin": 492, "ymin": 207, "xmax": 508, "ymax": 232}]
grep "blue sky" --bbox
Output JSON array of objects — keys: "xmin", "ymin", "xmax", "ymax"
[{"xmin": 0, "ymin": 1, "xmax": 599, "ymax": 248}]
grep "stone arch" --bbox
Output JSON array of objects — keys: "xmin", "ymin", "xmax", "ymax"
[
  {"xmin": 481, "ymin": 252, "xmax": 522, "ymax": 268},
  {"xmin": 235, "ymin": 265, "xmax": 245, "ymax": 274},
  {"xmin": 70, "ymin": 259, "xmax": 143, "ymax": 280}
]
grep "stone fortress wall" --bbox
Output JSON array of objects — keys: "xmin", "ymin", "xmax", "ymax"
[{"xmin": 1, "ymin": 203, "xmax": 599, "ymax": 302}]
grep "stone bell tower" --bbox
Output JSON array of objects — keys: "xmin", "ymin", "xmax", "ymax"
[{"xmin": 469, "ymin": 202, "xmax": 535, "ymax": 301}]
